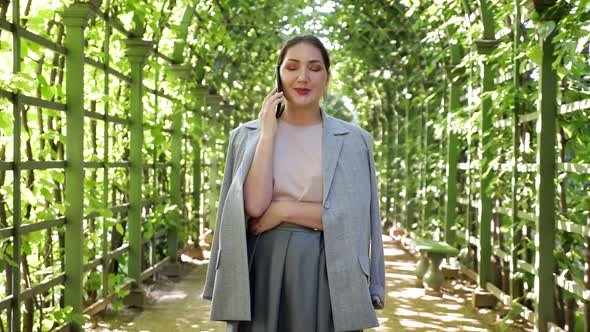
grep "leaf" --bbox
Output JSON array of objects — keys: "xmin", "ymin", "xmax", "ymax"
[
  {"xmin": 0, "ymin": 112, "xmax": 12, "ymax": 131},
  {"xmin": 22, "ymin": 187, "xmax": 38, "ymax": 205},
  {"xmin": 99, "ymin": 208, "xmax": 113, "ymax": 218},
  {"xmin": 537, "ymin": 20, "xmax": 556, "ymax": 41},
  {"xmin": 143, "ymin": 229, "xmax": 153, "ymax": 240},
  {"xmin": 575, "ymin": 34, "xmax": 590, "ymax": 53},
  {"xmin": 527, "ymin": 46, "xmax": 543, "ymax": 66},
  {"xmin": 115, "ymin": 223, "xmax": 124, "ymax": 235},
  {"xmin": 3, "ymin": 250, "xmax": 17, "ymax": 268},
  {"xmin": 40, "ymin": 187, "xmax": 53, "ymax": 201},
  {"xmin": 52, "ymin": 172, "xmax": 64, "ymax": 183}
]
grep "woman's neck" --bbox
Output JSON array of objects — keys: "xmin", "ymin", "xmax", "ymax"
[{"xmin": 282, "ymin": 103, "xmax": 322, "ymax": 126}]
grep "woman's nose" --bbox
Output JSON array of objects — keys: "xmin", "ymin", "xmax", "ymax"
[{"xmin": 296, "ymin": 69, "xmax": 309, "ymax": 82}]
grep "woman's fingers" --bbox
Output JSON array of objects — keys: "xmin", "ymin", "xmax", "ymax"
[
  {"xmin": 261, "ymin": 88, "xmax": 277, "ymax": 107},
  {"xmin": 264, "ymin": 87, "xmax": 276, "ymax": 100},
  {"xmin": 248, "ymin": 219, "xmax": 259, "ymax": 234},
  {"xmin": 263, "ymin": 89, "xmax": 282, "ymax": 103},
  {"xmin": 268, "ymin": 93, "xmax": 284, "ymax": 110},
  {"xmin": 249, "ymin": 219, "xmax": 268, "ymax": 235},
  {"xmin": 268, "ymin": 98, "xmax": 283, "ymax": 115},
  {"xmin": 259, "ymin": 88, "xmax": 282, "ymax": 137},
  {"xmin": 259, "ymin": 92, "xmax": 283, "ymax": 122},
  {"xmin": 263, "ymin": 91, "xmax": 283, "ymax": 109}
]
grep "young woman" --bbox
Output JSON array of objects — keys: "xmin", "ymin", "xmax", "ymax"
[{"xmin": 202, "ymin": 35, "xmax": 385, "ymax": 332}]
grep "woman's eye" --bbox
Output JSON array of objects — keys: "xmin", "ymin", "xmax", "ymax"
[
  {"xmin": 286, "ymin": 66, "xmax": 297, "ymax": 71},
  {"xmin": 310, "ymin": 67, "xmax": 321, "ymax": 72}
]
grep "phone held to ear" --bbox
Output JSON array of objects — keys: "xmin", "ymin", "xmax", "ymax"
[{"xmin": 275, "ymin": 66, "xmax": 285, "ymax": 119}]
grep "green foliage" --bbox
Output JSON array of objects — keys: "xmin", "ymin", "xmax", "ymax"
[
  {"xmin": 108, "ymin": 274, "xmax": 132, "ymax": 311},
  {"xmin": 0, "ymin": 0, "xmax": 589, "ymax": 330},
  {"xmin": 48, "ymin": 305, "xmax": 89, "ymax": 327}
]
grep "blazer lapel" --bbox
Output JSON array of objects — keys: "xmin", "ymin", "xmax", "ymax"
[{"xmin": 322, "ymin": 110, "xmax": 349, "ymax": 204}]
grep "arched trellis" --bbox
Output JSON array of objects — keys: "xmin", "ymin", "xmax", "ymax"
[{"xmin": 0, "ymin": 0, "xmax": 589, "ymax": 331}]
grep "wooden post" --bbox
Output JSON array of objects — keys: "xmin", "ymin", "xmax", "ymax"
[
  {"xmin": 473, "ymin": 0, "xmax": 499, "ymax": 308},
  {"xmin": 62, "ymin": 4, "xmax": 96, "ymax": 330},
  {"xmin": 11, "ymin": 0, "xmax": 22, "ymax": 330},
  {"xmin": 510, "ymin": 0, "xmax": 523, "ymax": 302},
  {"xmin": 534, "ymin": 16, "xmax": 558, "ymax": 332},
  {"xmin": 125, "ymin": 38, "xmax": 152, "ymax": 306},
  {"xmin": 444, "ymin": 42, "xmax": 462, "ymax": 246}
]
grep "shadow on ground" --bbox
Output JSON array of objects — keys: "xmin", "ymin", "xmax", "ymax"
[{"xmin": 85, "ymin": 236, "xmax": 531, "ymax": 331}]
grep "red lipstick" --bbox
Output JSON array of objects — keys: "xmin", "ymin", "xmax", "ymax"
[{"xmin": 294, "ymin": 88, "xmax": 311, "ymax": 96}]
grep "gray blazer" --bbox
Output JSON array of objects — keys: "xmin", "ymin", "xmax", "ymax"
[{"xmin": 202, "ymin": 110, "xmax": 385, "ymax": 332}]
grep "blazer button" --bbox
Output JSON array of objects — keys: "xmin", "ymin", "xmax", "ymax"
[{"xmin": 324, "ymin": 201, "xmax": 330, "ymax": 209}]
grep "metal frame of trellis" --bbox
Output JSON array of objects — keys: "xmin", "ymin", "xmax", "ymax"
[{"xmin": 0, "ymin": 1, "xmax": 220, "ymax": 331}]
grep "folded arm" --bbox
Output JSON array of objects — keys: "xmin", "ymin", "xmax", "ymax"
[
  {"xmin": 280, "ymin": 201, "xmax": 323, "ymax": 230},
  {"xmin": 248, "ymin": 200, "xmax": 323, "ymax": 235}
]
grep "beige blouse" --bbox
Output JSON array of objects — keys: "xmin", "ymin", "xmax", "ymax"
[{"xmin": 272, "ymin": 120, "xmax": 323, "ymax": 203}]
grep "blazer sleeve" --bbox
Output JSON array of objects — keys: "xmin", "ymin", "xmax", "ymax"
[
  {"xmin": 363, "ymin": 131, "xmax": 386, "ymax": 309},
  {"xmin": 201, "ymin": 129, "xmax": 237, "ymax": 300}
]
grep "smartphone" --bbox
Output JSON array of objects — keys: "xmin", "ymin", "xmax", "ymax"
[{"xmin": 275, "ymin": 66, "xmax": 285, "ymax": 118}]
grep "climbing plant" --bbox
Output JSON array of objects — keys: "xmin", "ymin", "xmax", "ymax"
[{"xmin": 1, "ymin": 0, "xmax": 589, "ymax": 331}]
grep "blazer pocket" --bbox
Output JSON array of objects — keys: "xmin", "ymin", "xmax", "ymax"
[
  {"xmin": 357, "ymin": 255, "xmax": 370, "ymax": 278},
  {"xmin": 215, "ymin": 249, "xmax": 222, "ymax": 270}
]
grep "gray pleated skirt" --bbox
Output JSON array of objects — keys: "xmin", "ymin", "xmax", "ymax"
[{"xmin": 226, "ymin": 223, "xmax": 359, "ymax": 332}]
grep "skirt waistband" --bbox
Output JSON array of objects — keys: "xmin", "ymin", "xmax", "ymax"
[{"xmin": 274, "ymin": 223, "xmax": 321, "ymax": 233}]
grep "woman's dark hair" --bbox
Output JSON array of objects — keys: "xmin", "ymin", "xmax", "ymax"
[{"xmin": 277, "ymin": 35, "xmax": 330, "ymax": 73}]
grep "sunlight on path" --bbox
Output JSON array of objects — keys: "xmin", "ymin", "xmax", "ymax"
[
  {"xmin": 87, "ymin": 236, "xmax": 525, "ymax": 331},
  {"xmin": 86, "ymin": 261, "xmax": 226, "ymax": 331},
  {"xmin": 375, "ymin": 238, "xmax": 496, "ymax": 331}
]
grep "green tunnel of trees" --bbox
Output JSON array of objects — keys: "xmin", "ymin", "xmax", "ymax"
[{"xmin": 0, "ymin": 0, "xmax": 588, "ymax": 331}]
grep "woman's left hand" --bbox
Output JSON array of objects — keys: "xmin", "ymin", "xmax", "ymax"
[{"xmin": 248, "ymin": 201, "xmax": 285, "ymax": 235}]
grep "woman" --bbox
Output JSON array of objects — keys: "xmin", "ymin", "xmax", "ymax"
[{"xmin": 202, "ymin": 35, "xmax": 385, "ymax": 332}]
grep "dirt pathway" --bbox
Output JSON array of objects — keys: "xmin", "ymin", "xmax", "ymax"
[{"xmin": 86, "ymin": 236, "xmax": 528, "ymax": 331}]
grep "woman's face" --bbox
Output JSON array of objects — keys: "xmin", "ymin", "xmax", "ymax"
[{"xmin": 279, "ymin": 42, "xmax": 329, "ymax": 109}]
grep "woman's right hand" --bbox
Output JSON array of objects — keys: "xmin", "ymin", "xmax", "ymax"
[{"xmin": 258, "ymin": 88, "xmax": 283, "ymax": 138}]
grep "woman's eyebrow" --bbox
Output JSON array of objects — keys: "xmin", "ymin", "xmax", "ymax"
[{"xmin": 285, "ymin": 58, "xmax": 324, "ymax": 64}]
